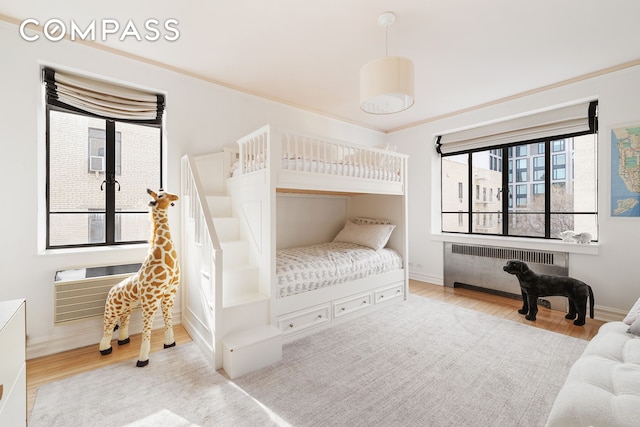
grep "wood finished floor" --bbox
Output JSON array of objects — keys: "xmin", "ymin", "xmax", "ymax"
[{"xmin": 26, "ymin": 280, "xmax": 604, "ymax": 419}]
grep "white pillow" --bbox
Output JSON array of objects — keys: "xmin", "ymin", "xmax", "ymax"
[
  {"xmin": 353, "ymin": 216, "xmax": 392, "ymax": 225},
  {"xmin": 623, "ymin": 297, "xmax": 640, "ymax": 325},
  {"xmin": 333, "ymin": 221, "xmax": 395, "ymax": 251},
  {"xmin": 628, "ymin": 317, "xmax": 640, "ymax": 337}
]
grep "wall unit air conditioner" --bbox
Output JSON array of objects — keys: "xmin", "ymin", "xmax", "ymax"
[{"xmin": 89, "ymin": 155, "xmax": 105, "ymax": 172}]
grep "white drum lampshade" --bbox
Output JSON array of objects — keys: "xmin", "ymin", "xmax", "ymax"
[{"xmin": 360, "ymin": 56, "xmax": 415, "ymax": 114}]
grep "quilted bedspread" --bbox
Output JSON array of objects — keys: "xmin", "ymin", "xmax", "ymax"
[{"xmin": 276, "ymin": 241, "xmax": 403, "ymax": 298}]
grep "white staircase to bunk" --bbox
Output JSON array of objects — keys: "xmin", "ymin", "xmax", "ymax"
[{"xmin": 181, "ymin": 151, "xmax": 281, "ymax": 377}]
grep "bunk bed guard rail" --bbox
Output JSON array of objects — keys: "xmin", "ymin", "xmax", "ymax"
[{"xmin": 235, "ymin": 125, "xmax": 406, "ymax": 183}]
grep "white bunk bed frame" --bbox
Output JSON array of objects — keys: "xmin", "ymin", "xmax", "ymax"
[{"xmin": 226, "ymin": 124, "xmax": 409, "ymax": 342}]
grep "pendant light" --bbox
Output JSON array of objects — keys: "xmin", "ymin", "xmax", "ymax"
[{"xmin": 360, "ymin": 11, "xmax": 415, "ymax": 114}]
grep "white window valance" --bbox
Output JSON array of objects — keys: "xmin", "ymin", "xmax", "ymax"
[
  {"xmin": 436, "ymin": 99, "xmax": 597, "ymax": 155},
  {"xmin": 43, "ymin": 67, "xmax": 164, "ymax": 121}
]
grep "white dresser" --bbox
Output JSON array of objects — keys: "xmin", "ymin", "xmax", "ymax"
[{"xmin": 0, "ymin": 299, "xmax": 26, "ymax": 427}]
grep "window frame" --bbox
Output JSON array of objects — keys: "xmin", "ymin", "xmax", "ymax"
[
  {"xmin": 45, "ymin": 103, "xmax": 164, "ymax": 249},
  {"xmin": 440, "ymin": 129, "xmax": 598, "ymax": 241}
]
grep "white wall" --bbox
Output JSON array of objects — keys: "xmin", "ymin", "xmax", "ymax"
[
  {"xmin": 0, "ymin": 19, "xmax": 384, "ymax": 358},
  {"xmin": 388, "ymin": 64, "xmax": 640, "ymax": 319}
]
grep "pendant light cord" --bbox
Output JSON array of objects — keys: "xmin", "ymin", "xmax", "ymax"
[{"xmin": 385, "ymin": 25, "xmax": 389, "ymax": 56}]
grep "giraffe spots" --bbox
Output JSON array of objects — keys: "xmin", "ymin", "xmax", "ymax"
[
  {"xmin": 164, "ymin": 254, "xmax": 175, "ymax": 268},
  {"xmin": 152, "ymin": 247, "xmax": 162, "ymax": 260}
]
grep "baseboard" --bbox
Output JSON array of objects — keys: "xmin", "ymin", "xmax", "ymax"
[
  {"xmin": 594, "ymin": 305, "xmax": 626, "ymax": 322},
  {"xmin": 409, "ymin": 272, "xmax": 443, "ymax": 285}
]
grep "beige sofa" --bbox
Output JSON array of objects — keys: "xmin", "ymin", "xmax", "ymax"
[{"xmin": 545, "ymin": 321, "xmax": 640, "ymax": 426}]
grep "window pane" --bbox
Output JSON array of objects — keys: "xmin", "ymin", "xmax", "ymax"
[
  {"xmin": 551, "ymin": 214, "xmax": 598, "ymax": 240},
  {"xmin": 49, "ymin": 111, "xmax": 106, "ymax": 213},
  {"xmin": 117, "ymin": 213, "xmax": 150, "ymax": 242},
  {"xmin": 441, "ymin": 154, "xmax": 468, "ymax": 212},
  {"xmin": 442, "ymin": 212, "xmax": 468, "ymax": 232},
  {"xmin": 571, "ymin": 134, "xmax": 598, "ymax": 212},
  {"xmin": 468, "ymin": 150, "xmax": 502, "ymax": 234},
  {"xmin": 114, "ymin": 122, "xmax": 161, "ymax": 214},
  {"xmin": 509, "ymin": 213, "xmax": 545, "ymax": 237},
  {"xmin": 471, "ymin": 212, "xmax": 502, "ymax": 234},
  {"xmin": 49, "ymin": 213, "xmax": 101, "ymax": 246}
]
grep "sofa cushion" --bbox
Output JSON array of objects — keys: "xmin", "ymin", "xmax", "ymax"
[{"xmin": 546, "ymin": 322, "xmax": 640, "ymax": 427}]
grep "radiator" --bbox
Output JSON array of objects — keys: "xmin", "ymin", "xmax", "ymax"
[
  {"xmin": 443, "ymin": 242, "xmax": 569, "ymax": 311},
  {"xmin": 54, "ymin": 263, "xmax": 141, "ymax": 324}
]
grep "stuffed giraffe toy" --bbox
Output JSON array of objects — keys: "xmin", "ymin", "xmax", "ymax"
[{"xmin": 99, "ymin": 188, "xmax": 180, "ymax": 367}]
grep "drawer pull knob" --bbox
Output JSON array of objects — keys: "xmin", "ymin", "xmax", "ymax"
[
  {"xmin": 362, "ymin": 301, "xmax": 367, "ymax": 304},
  {"xmin": 317, "ymin": 315, "xmax": 322, "ymax": 319},
  {"xmin": 289, "ymin": 323, "xmax": 294, "ymax": 328},
  {"xmin": 340, "ymin": 307, "xmax": 346, "ymax": 311}
]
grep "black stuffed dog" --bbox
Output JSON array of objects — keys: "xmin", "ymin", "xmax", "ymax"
[{"xmin": 503, "ymin": 260, "xmax": 594, "ymax": 326}]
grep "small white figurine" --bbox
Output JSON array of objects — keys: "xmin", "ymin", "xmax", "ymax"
[
  {"xmin": 559, "ymin": 230, "xmax": 591, "ymax": 244},
  {"xmin": 573, "ymin": 232, "xmax": 592, "ymax": 244}
]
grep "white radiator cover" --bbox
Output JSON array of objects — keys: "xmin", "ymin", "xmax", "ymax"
[{"xmin": 443, "ymin": 242, "xmax": 569, "ymax": 311}]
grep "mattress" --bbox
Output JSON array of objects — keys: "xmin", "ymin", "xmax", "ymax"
[{"xmin": 276, "ymin": 241, "xmax": 403, "ymax": 298}]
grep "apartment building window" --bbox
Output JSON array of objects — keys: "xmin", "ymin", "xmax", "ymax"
[
  {"xmin": 438, "ymin": 100, "xmax": 598, "ymax": 240},
  {"xmin": 516, "ymin": 158, "xmax": 528, "ymax": 182},
  {"xmin": 88, "ymin": 128, "xmax": 121, "ymax": 175},
  {"xmin": 533, "ymin": 156, "xmax": 545, "ymax": 181},
  {"xmin": 44, "ymin": 67, "xmax": 165, "ymax": 249},
  {"xmin": 552, "ymin": 154, "xmax": 567, "ymax": 180}
]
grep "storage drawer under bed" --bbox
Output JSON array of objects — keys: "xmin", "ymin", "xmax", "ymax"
[
  {"xmin": 374, "ymin": 283, "xmax": 404, "ymax": 304},
  {"xmin": 333, "ymin": 292, "xmax": 372, "ymax": 319},
  {"xmin": 276, "ymin": 304, "xmax": 330, "ymax": 336}
]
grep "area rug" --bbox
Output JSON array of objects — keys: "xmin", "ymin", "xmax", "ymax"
[{"xmin": 30, "ymin": 294, "xmax": 587, "ymax": 427}]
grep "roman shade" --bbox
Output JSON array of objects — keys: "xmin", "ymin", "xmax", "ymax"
[
  {"xmin": 43, "ymin": 67, "xmax": 164, "ymax": 122},
  {"xmin": 436, "ymin": 99, "xmax": 598, "ymax": 155}
]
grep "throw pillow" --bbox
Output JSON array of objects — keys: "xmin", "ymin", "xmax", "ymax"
[
  {"xmin": 623, "ymin": 297, "xmax": 640, "ymax": 325},
  {"xmin": 333, "ymin": 221, "xmax": 395, "ymax": 251},
  {"xmin": 628, "ymin": 317, "xmax": 640, "ymax": 337}
]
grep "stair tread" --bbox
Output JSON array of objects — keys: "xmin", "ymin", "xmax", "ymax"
[
  {"xmin": 224, "ymin": 264, "xmax": 258, "ymax": 272},
  {"xmin": 223, "ymin": 292, "xmax": 270, "ymax": 308}
]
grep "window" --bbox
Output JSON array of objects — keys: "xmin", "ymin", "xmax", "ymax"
[
  {"xmin": 44, "ymin": 68, "xmax": 165, "ymax": 249},
  {"xmin": 515, "ymin": 158, "xmax": 528, "ymax": 182},
  {"xmin": 552, "ymin": 153, "xmax": 567, "ymax": 180},
  {"xmin": 553, "ymin": 139, "xmax": 565, "ymax": 152},
  {"xmin": 88, "ymin": 128, "xmax": 121, "ymax": 174},
  {"xmin": 533, "ymin": 156, "xmax": 545, "ymax": 181},
  {"xmin": 439, "ymin": 100, "xmax": 598, "ymax": 240}
]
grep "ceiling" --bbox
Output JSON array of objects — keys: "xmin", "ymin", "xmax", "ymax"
[{"xmin": 3, "ymin": 1, "xmax": 640, "ymax": 133}]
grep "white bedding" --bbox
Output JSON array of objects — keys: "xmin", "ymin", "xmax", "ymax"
[{"xmin": 276, "ymin": 241, "xmax": 403, "ymax": 298}]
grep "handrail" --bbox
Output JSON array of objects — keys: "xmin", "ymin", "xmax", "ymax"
[{"xmin": 181, "ymin": 154, "xmax": 224, "ymax": 369}]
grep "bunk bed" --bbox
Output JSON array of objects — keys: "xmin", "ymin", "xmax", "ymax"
[{"xmin": 226, "ymin": 124, "xmax": 409, "ymax": 341}]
